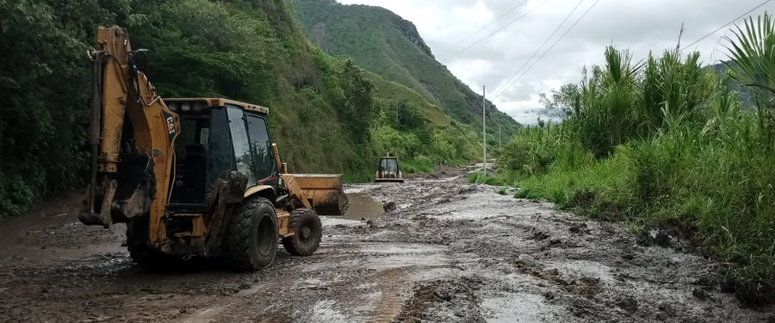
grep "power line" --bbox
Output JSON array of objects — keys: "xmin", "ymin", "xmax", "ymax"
[
  {"xmin": 441, "ymin": 0, "xmax": 553, "ymax": 62},
  {"xmin": 493, "ymin": 0, "xmax": 601, "ymax": 100},
  {"xmin": 680, "ymin": 0, "xmax": 771, "ymax": 51},
  {"xmin": 490, "ymin": 0, "xmax": 586, "ymax": 99},
  {"xmin": 493, "ymin": 0, "xmax": 601, "ymax": 99},
  {"xmin": 436, "ymin": 0, "xmax": 531, "ymax": 57}
]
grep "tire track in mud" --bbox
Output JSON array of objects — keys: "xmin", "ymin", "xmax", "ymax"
[
  {"xmin": 394, "ymin": 276, "xmax": 486, "ymax": 323},
  {"xmin": 347, "ymin": 170, "xmax": 774, "ymax": 322},
  {"xmin": 372, "ymin": 267, "xmax": 408, "ymax": 322},
  {"xmin": 0, "ymin": 169, "xmax": 773, "ymax": 322}
]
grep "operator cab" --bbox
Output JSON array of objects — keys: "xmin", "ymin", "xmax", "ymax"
[
  {"xmin": 165, "ymin": 98, "xmax": 279, "ymax": 213},
  {"xmin": 375, "ymin": 156, "xmax": 404, "ymax": 183},
  {"xmin": 379, "ymin": 157, "xmax": 399, "ymax": 176}
]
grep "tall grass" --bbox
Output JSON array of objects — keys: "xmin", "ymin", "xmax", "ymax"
[
  {"xmin": 468, "ymin": 172, "xmax": 515, "ymax": 186},
  {"xmin": 492, "ymin": 13, "xmax": 775, "ymax": 302},
  {"xmin": 401, "ymin": 158, "xmax": 435, "ymax": 174}
]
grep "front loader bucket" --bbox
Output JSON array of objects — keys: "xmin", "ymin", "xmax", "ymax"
[{"xmin": 290, "ymin": 174, "xmax": 349, "ymax": 215}]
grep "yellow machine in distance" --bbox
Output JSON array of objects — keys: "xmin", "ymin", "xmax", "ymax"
[
  {"xmin": 78, "ymin": 26, "xmax": 348, "ymax": 270},
  {"xmin": 375, "ymin": 156, "xmax": 404, "ymax": 183}
]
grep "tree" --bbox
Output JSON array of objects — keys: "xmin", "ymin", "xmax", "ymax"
[
  {"xmin": 723, "ymin": 12, "xmax": 775, "ymax": 149},
  {"xmin": 379, "ymin": 99, "xmax": 430, "ymax": 133},
  {"xmin": 537, "ymin": 117, "xmax": 546, "ymax": 128},
  {"xmin": 338, "ymin": 59, "xmax": 376, "ymax": 141},
  {"xmin": 538, "ymin": 83, "xmax": 580, "ymax": 120},
  {"xmin": 0, "ymin": 0, "xmax": 115, "ymax": 216}
]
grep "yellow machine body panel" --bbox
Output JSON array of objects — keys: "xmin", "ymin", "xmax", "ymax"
[
  {"xmin": 80, "ymin": 26, "xmax": 181, "ymax": 246},
  {"xmin": 163, "ymin": 98, "xmax": 270, "ymax": 114},
  {"xmin": 98, "ymin": 26, "xmax": 181, "ymax": 244},
  {"xmin": 126, "ymin": 77, "xmax": 181, "ymax": 243}
]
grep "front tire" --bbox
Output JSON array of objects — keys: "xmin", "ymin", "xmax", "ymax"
[
  {"xmin": 223, "ymin": 196, "xmax": 279, "ymax": 270},
  {"xmin": 282, "ymin": 208, "xmax": 323, "ymax": 256}
]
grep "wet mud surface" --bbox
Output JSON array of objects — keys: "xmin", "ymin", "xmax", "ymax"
[{"xmin": 0, "ymin": 169, "xmax": 773, "ymax": 322}]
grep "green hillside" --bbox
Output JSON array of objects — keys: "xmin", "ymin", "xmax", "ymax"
[
  {"xmin": 0, "ymin": 0, "xmax": 482, "ymax": 216},
  {"xmin": 291, "ymin": 0, "xmax": 521, "ymax": 136}
]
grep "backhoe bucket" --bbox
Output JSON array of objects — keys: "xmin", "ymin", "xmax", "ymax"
[{"xmin": 290, "ymin": 174, "xmax": 349, "ymax": 215}]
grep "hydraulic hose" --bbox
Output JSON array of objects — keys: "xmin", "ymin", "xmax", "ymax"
[{"xmin": 89, "ymin": 52, "xmax": 104, "ymax": 214}]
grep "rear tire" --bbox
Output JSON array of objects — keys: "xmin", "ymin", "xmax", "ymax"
[
  {"xmin": 282, "ymin": 208, "xmax": 323, "ymax": 256},
  {"xmin": 222, "ymin": 196, "xmax": 279, "ymax": 271}
]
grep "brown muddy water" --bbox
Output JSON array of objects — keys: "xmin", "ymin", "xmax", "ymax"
[{"xmin": 342, "ymin": 192, "xmax": 385, "ymax": 221}]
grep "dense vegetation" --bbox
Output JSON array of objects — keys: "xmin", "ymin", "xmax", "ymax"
[
  {"xmin": 480, "ymin": 14, "xmax": 775, "ymax": 302},
  {"xmin": 0, "ymin": 0, "xmax": 491, "ymax": 216},
  {"xmin": 292, "ymin": 0, "xmax": 520, "ymax": 138}
]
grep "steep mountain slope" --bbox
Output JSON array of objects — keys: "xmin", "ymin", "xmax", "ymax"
[
  {"xmin": 0, "ymin": 0, "xmax": 481, "ymax": 216},
  {"xmin": 292, "ymin": 0, "xmax": 521, "ymax": 136}
]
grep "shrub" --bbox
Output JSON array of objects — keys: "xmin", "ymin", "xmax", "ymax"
[{"xmin": 501, "ymin": 13, "xmax": 775, "ymax": 298}]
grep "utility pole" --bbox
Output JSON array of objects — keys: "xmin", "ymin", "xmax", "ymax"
[
  {"xmin": 499, "ymin": 125, "xmax": 501, "ymax": 151},
  {"xmin": 482, "ymin": 85, "xmax": 486, "ymax": 176}
]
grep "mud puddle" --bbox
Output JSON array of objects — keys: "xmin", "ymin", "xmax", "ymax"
[{"xmin": 342, "ymin": 192, "xmax": 384, "ymax": 221}]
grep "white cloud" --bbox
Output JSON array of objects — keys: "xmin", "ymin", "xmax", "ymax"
[{"xmin": 337, "ymin": 0, "xmax": 775, "ymax": 123}]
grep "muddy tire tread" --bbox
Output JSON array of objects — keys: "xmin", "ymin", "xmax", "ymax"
[
  {"xmin": 282, "ymin": 208, "xmax": 323, "ymax": 256},
  {"xmin": 222, "ymin": 196, "xmax": 278, "ymax": 271}
]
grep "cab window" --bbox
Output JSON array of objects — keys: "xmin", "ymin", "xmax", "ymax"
[
  {"xmin": 174, "ymin": 115, "xmax": 208, "ymax": 159},
  {"xmin": 170, "ymin": 112, "xmax": 210, "ymax": 204},
  {"xmin": 207, "ymin": 107, "xmax": 233, "ymax": 188},
  {"xmin": 226, "ymin": 106, "xmax": 256, "ymax": 186},
  {"xmin": 246, "ymin": 114, "xmax": 276, "ymax": 182},
  {"xmin": 380, "ymin": 158, "xmax": 399, "ymax": 173}
]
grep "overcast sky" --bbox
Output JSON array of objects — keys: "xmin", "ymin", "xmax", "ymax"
[{"xmin": 336, "ymin": 0, "xmax": 774, "ymax": 124}]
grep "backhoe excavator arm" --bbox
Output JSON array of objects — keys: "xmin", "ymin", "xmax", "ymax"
[{"xmin": 80, "ymin": 26, "xmax": 180, "ymax": 245}]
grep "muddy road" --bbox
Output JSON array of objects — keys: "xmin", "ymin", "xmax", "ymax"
[{"xmin": 0, "ymin": 169, "xmax": 771, "ymax": 322}]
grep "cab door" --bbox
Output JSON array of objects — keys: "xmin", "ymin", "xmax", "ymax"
[
  {"xmin": 245, "ymin": 113, "xmax": 278, "ymax": 185},
  {"xmin": 225, "ymin": 106, "xmax": 278, "ymax": 187},
  {"xmin": 226, "ymin": 106, "xmax": 258, "ymax": 186}
]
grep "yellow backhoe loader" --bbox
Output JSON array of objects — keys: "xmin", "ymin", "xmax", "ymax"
[{"xmin": 78, "ymin": 26, "xmax": 348, "ymax": 270}]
